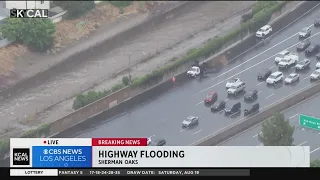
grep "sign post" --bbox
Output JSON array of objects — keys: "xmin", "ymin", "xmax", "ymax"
[{"xmin": 299, "ymin": 114, "xmax": 320, "ymax": 131}]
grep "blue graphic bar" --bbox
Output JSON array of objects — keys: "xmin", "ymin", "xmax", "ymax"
[{"xmin": 32, "ymin": 146, "xmax": 92, "ymax": 168}]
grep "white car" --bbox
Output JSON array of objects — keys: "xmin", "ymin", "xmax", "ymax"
[
  {"xmin": 182, "ymin": 116, "xmax": 199, "ymax": 127},
  {"xmin": 295, "ymin": 59, "xmax": 310, "ymax": 70},
  {"xmin": 274, "ymin": 50, "xmax": 290, "ymax": 63},
  {"xmin": 298, "ymin": 27, "xmax": 311, "ymax": 38},
  {"xmin": 310, "ymin": 69, "xmax": 320, "ymax": 80},
  {"xmin": 226, "ymin": 78, "xmax": 240, "ymax": 89},
  {"xmin": 278, "ymin": 53, "xmax": 299, "ymax": 68},
  {"xmin": 316, "ymin": 62, "xmax": 320, "ymax": 69},
  {"xmin": 227, "ymin": 81, "xmax": 245, "ymax": 95},
  {"xmin": 186, "ymin": 66, "xmax": 200, "ymax": 77},
  {"xmin": 285, "ymin": 73, "xmax": 300, "ymax": 84},
  {"xmin": 256, "ymin": 25, "xmax": 272, "ymax": 38},
  {"xmin": 147, "ymin": 138, "xmax": 151, "ymax": 145},
  {"xmin": 266, "ymin": 71, "xmax": 283, "ymax": 84}
]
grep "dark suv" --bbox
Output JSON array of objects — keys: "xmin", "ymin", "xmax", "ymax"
[
  {"xmin": 244, "ymin": 103, "xmax": 260, "ymax": 116},
  {"xmin": 225, "ymin": 102, "xmax": 241, "ymax": 116},
  {"xmin": 257, "ymin": 69, "xmax": 272, "ymax": 81}
]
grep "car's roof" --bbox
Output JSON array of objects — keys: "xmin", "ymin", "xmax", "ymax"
[
  {"xmin": 302, "ymin": 27, "xmax": 309, "ymax": 30},
  {"xmin": 187, "ymin": 116, "xmax": 196, "ymax": 119},
  {"xmin": 246, "ymin": 89, "xmax": 256, "ymax": 93},
  {"xmin": 208, "ymin": 91, "xmax": 216, "ymax": 95},
  {"xmin": 232, "ymin": 81, "xmax": 244, "ymax": 86}
]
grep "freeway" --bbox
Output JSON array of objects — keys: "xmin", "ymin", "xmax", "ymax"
[
  {"xmin": 75, "ymin": 6, "xmax": 320, "ymax": 147},
  {"xmin": 220, "ymin": 92, "xmax": 320, "ymax": 161}
]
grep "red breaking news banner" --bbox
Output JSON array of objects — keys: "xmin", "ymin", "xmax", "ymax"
[{"xmin": 91, "ymin": 138, "xmax": 148, "ymax": 146}]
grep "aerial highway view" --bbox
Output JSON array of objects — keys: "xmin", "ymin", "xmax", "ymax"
[{"xmin": 73, "ymin": 4, "xmax": 320, "ymax": 157}]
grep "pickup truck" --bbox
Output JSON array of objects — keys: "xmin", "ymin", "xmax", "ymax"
[
  {"xmin": 278, "ymin": 53, "xmax": 299, "ymax": 68},
  {"xmin": 186, "ymin": 66, "xmax": 201, "ymax": 77}
]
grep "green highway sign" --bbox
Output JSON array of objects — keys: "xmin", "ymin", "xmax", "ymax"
[{"xmin": 299, "ymin": 114, "xmax": 320, "ymax": 131}]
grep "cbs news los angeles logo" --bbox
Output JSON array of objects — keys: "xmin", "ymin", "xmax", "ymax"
[{"xmin": 10, "ymin": 9, "xmax": 49, "ymax": 18}]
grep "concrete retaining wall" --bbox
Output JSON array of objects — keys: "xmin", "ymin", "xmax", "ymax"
[
  {"xmin": 0, "ymin": 1, "xmax": 199, "ymax": 100},
  {"xmin": 49, "ymin": 1, "xmax": 319, "ymax": 137}
]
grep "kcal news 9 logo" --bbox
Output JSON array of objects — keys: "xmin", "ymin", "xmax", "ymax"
[
  {"xmin": 32, "ymin": 146, "xmax": 92, "ymax": 168},
  {"xmin": 13, "ymin": 148, "xmax": 30, "ymax": 165}
]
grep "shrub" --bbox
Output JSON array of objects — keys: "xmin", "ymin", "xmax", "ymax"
[
  {"xmin": 0, "ymin": 18, "xmax": 55, "ymax": 52},
  {"xmin": 122, "ymin": 76, "xmax": 130, "ymax": 86},
  {"xmin": 0, "ymin": 139, "xmax": 9, "ymax": 159},
  {"xmin": 54, "ymin": 1, "xmax": 96, "ymax": 19},
  {"xmin": 111, "ymin": 83, "xmax": 125, "ymax": 92},
  {"xmin": 72, "ymin": 90, "xmax": 112, "ymax": 110},
  {"xmin": 252, "ymin": 1, "xmax": 278, "ymax": 14},
  {"xmin": 110, "ymin": 1, "xmax": 132, "ymax": 8}
]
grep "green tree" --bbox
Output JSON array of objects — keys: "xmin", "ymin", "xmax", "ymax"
[
  {"xmin": 0, "ymin": 18, "xmax": 55, "ymax": 52},
  {"xmin": 54, "ymin": 1, "xmax": 95, "ymax": 19},
  {"xmin": 310, "ymin": 160, "xmax": 320, "ymax": 167},
  {"xmin": 258, "ymin": 112, "xmax": 295, "ymax": 146}
]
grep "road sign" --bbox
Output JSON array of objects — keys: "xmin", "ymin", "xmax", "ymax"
[{"xmin": 299, "ymin": 114, "xmax": 320, "ymax": 131}]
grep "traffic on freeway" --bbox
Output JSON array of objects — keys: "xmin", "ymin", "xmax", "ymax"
[
  {"xmin": 74, "ymin": 7, "xmax": 320, "ymax": 147},
  {"xmin": 220, "ymin": 92, "xmax": 320, "ymax": 160}
]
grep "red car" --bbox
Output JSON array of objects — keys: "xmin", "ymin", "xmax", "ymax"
[{"xmin": 204, "ymin": 91, "xmax": 218, "ymax": 104}]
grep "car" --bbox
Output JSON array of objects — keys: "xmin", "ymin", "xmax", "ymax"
[
  {"xmin": 204, "ymin": 91, "xmax": 218, "ymax": 104},
  {"xmin": 284, "ymin": 73, "xmax": 300, "ymax": 84},
  {"xmin": 274, "ymin": 50, "xmax": 290, "ymax": 63},
  {"xmin": 225, "ymin": 102, "xmax": 241, "ymax": 116},
  {"xmin": 186, "ymin": 66, "xmax": 200, "ymax": 77},
  {"xmin": 298, "ymin": 27, "xmax": 311, "ymax": 38},
  {"xmin": 316, "ymin": 62, "xmax": 320, "ymax": 69},
  {"xmin": 226, "ymin": 78, "xmax": 240, "ymax": 88},
  {"xmin": 296, "ymin": 40, "xmax": 311, "ymax": 51},
  {"xmin": 314, "ymin": 19, "xmax": 320, "ymax": 27},
  {"xmin": 256, "ymin": 25, "xmax": 272, "ymax": 38},
  {"xmin": 316, "ymin": 52, "xmax": 320, "ymax": 60},
  {"xmin": 244, "ymin": 103, "xmax": 260, "ymax": 116},
  {"xmin": 149, "ymin": 138, "xmax": 166, "ymax": 146},
  {"xmin": 182, "ymin": 116, "xmax": 199, "ymax": 127},
  {"xmin": 211, "ymin": 100, "xmax": 226, "ymax": 112},
  {"xmin": 257, "ymin": 69, "xmax": 272, "ymax": 81},
  {"xmin": 266, "ymin": 71, "xmax": 283, "ymax": 84},
  {"xmin": 310, "ymin": 69, "xmax": 320, "ymax": 80},
  {"xmin": 305, "ymin": 44, "xmax": 320, "ymax": 56},
  {"xmin": 295, "ymin": 59, "xmax": 310, "ymax": 70},
  {"xmin": 278, "ymin": 53, "xmax": 298, "ymax": 68},
  {"xmin": 227, "ymin": 81, "xmax": 245, "ymax": 95},
  {"xmin": 147, "ymin": 138, "xmax": 151, "ymax": 145},
  {"xmin": 244, "ymin": 89, "xmax": 258, "ymax": 101}
]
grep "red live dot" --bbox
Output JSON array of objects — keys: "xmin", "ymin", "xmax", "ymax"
[{"xmin": 43, "ymin": 141, "xmax": 46, "ymax": 144}]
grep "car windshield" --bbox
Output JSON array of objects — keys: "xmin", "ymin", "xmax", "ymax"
[
  {"xmin": 186, "ymin": 117, "xmax": 194, "ymax": 122},
  {"xmin": 269, "ymin": 75, "xmax": 277, "ymax": 79},
  {"xmin": 190, "ymin": 67, "xmax": 197, "ymax": 71},
  {"xmin": 298, "ymin": 61, "xmax": 305, "ymax": 65},
  {"xmin": 281, "ymin": 59, "xmax": 290, "ymax": 63},
  {"xmin": 206, "ymin": 94, "xmax": 213, "ymax": 98},
  {"xmin": 299, "ymin": 42, "xmax": 306, "ymax": 46},
  {"xmin": 258, "ymin": 28, "xmax": 265, "ymax": 32},
  {"xmin": 301, "ymin": 28, "xmax": 308, "ymax": 33},
  {"xmin": 288, "ymin": 74, "xmax": 295, "ymax": 79},
  {"xmin": 314, "ymin": 71, "xmax": 320, "ymax": 75}
]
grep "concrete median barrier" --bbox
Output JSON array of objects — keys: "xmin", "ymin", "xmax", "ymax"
[{"xmin": 196, "ymin": 81, "xmax": 320, "ymax": 146}]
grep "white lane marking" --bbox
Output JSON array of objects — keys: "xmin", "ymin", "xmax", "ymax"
[
  {"xmin": 193, "ymin": 129, "xmax": 202, "ymax": 135},
  {"xmin": 257, "ymin": 82, "xmax": 264, "ymax": 86},
  {"xmin": 302, "ymin": 76, "xmax": 309, "ymax": 81},
  {"xmin": 298, "ymin": 141, "xmax": 307, "ymax": 146},
  {"xmin": 253, "ymin": 133, "xmax": 259, "ymax": 138},
  {"xmin": 191, "ymin": 82, "xmax": 319, "ymax": 146},
  {"xmin": 149, "ymin": 135, "xmax": 155, "ymax": 138},
  {"xmin": 310, "ymin": 147, "xmax": 320, "ymax": 154},
  {"xmin": 258, "ymin": 91, "xmax": 263, "ymax": 94},
  {"xmin": 269, "ymin": 65, "xmax": 276, "ymax": 69},
  {"xmin": 265, "ymin": 93, "xmax": 275, "ymax": 99},
  {"xmin": 180, "ymin": 128, "xmax": 186, "ymax": 132},
  {"xmin": 289, "ymin": 114, "xmax": 298, "ymax": 119},
  {"xmin": 197, "ymin": 31, "xmax": 320, "ymax": 94},
  {"xmin": 196, "ymin": 101, "xmax": 203, "ymax": 106}
]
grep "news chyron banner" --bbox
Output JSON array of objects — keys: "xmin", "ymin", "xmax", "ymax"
[{"xmin": 10, "ymin": 138, "xmax": 310, "ymax": 168}]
